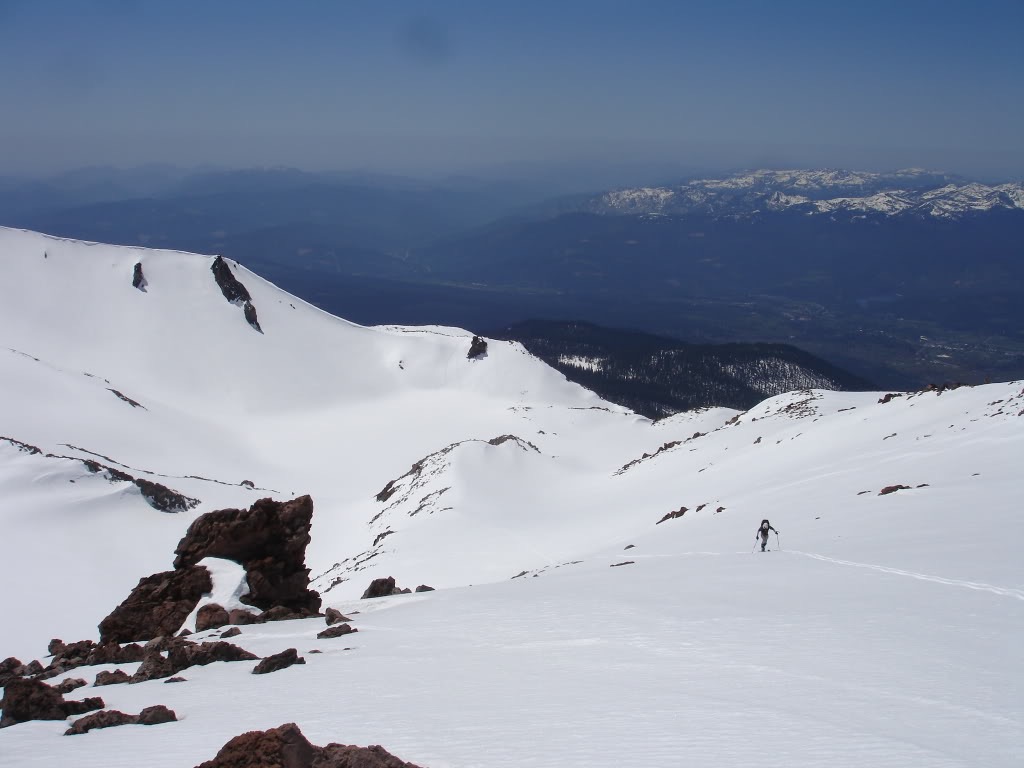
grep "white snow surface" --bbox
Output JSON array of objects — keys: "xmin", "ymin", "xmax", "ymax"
[
  {"xmin": 179, "ymin": 558, "xmax": 257, "ymax": 633},
  {"xmin": 0, "ymin": 227, "xmax": 1021, "ymax": 767}
]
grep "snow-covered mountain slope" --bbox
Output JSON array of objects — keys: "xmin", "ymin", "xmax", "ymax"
[
  {"xmin": 1, "ymin": 227, "xmax": 1022, "ymax": 767},
  {"xmin": 0, "ymin": 225, "xmax": 623, "ymax": 658},
  {"xmin": 592, "ymin": 169, "xmax": 1024, "ymax": 220}
]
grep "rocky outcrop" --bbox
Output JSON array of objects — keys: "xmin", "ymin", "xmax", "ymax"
[
  {"xmin": 99, "ymin": 565, "xmax": 213, "ymax": 644},
  {"xmin": 316, "ymin": 623, "xmax": 357, "ymax": 640},
  {"xmin": 39, "ymin": 640, "xmax": 146, "ymax": 680},
  {"xmin": 360, "ymin": 577, "xmax": 410, "ymax": 599},
  {"xmin": 211, "ymin": 256, "xmax": 252, "ymax": 303},
  {"xmin": 94, "ymin": 669, "xmax": 132, "ymax": 686},
  {"xmin": 229, "ymin": 609, "xmax": 260, "ymax": 625},
  {"xmin": 324, "ymin": 608, "xmax": 351, "ymax": 625},
  {"xmin": 194, "ymin": 722, "xmax": 425, "ymax": 768},
  {"xmin": 220, "ymin": 627, "xmax": 242, "ymax": 639},
  {"xmin": 252, "ymin": 648, "xmax": 304, "ymax": 675},
  {"xmin": 467, "ymin": 335, "xmax": 488, "ymax": 360},
  {"xmin": 174, "ymin": 496, "xmax": 321, "ymax": 616},
  {"xmin": 98, "ymin": 496, "xmax": 320, "ymax": 644},
  {"xmin": 132, "ymin": 262, "xmax": 147, "ymax": 290},
  {"xmin": 64, "ymin": 704, "xmax": 176, "ymax": 735},
  {"xmin": 1, "ymin": 441, "xmax": 198, "ymax": 512},
  {"xmin": 196, "ymin": 603, "xmax": 231, "ymax": 632},
  {"xmin": 243, "ymin": 302, "xmax": 262, "ymax": 333},
  {"xmin": 0, "ymin": 656, "xmax": 26, "ymax": 687},
  {"xmin": 0, "ymin": 679, "xmax": 104, "ymax": 728},
  {"xmin": 54, "ymin": 678, "xmax": 87, "ymax": 694},
  {"xmin": 20, "ymin": 659, "xmax": 44, "ymax": 676},
  {"xmin": 258, "ymin": 606, "xmax": 312, "ymax": 623},
  {"xmin": 211, "ymin": 256, "xmax": 262, "ymax": 332},
  {"xmin": 656, "ymin": 506, "xmax": 687, "ymax": 524},
  {"xmin": 414, "ymin": 585, "xmax": 435, "ymax": 593},
  {"xmin": 137, "ymin": 704, "xmax": 178, "ymax": 725},
  {"xmin": 879, "ymin": 484, "xmax": 912, "ymax": 495},
  {"xmin": 80, "ymin": 460, "xmax": 198, "ymax": 512},
  {"xmin": 131, "ymin": 638, "xmax": 259, "ymax": 683},
  {"xmin": 135, "ymin": 478, "xmax": 200, "ymax": 513}
]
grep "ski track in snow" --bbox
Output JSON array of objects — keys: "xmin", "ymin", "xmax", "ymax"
[{"xmin": 788, "ymin": 550, "xmax": 1024, "ymax": 600}]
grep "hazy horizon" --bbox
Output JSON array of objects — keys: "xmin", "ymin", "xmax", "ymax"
[{"xmin": 1, "ymin": 1, "xmax": 1022, "ymax": 180}]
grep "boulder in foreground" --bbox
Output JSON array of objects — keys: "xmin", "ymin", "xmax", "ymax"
[{"xmin": 194, "ymin": 722, "xmax": 425, "ymax": 767}]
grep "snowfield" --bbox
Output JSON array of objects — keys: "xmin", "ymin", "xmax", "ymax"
[{"xmin": 0, "ymin": 227, "xmax": 1021, "ymax": 767}]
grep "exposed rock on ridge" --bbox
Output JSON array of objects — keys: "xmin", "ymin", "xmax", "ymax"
[
  {"xmin": 468, "ymin": 335, "xmax": 488, "ymax": 359},
  {"xmin": 211, "ymin": 255, "xmax": 262, "ymax": 332},
  {"xmin": 0, "ymin": 436, "xmax": 198, "ymax": 513}
]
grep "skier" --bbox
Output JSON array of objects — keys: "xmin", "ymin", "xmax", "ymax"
[{"xmin": 756, "ymin": 519, "xmax": 778, "ymax": 552}]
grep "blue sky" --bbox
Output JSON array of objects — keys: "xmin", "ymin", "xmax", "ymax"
[{"xmin": 1, "ymin": 0, "xmax": 1021, "ymax": 178}]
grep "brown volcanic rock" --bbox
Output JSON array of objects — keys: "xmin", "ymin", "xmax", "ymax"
[
  {"xmin": 38, "ymin": 640, "xmax": 147, "ymax": 680},
  {"xmin": 131, "ymin": 653, "xmax": 176, "ymax": 683},
  {"xmin": 0, "ymin": 656, "xmax": 25, "ymax": 686},
  {"xmin": 174, "ymin": 496, "xmax": 320, "ymax": 615},
  {"xmin": 0, "ymin": 679, "xmax": 67, "ymax": 726},
  {"xmin": 194, "ymin": 722, "xmax": 424, "ymax": 768},
  {"xmin": 0, "ymin": 678, "xmax": 104, "ymax": 728},
  {"xmin": 137, "ymin": 704, "xmax": 178, "ymax": 725},
  {"xmin": 360, "ymin": 577, "xmax": 397, "ymax": 599},
  {"xmin": 64, "ymin": 704, "xmax": 177, "ymax": 735},
  {"xmin": 324, "ymin": 608, "xmax": 351, "ymax": 625},
  {"xmin": 879, "ymin": 484, "xmax": 912, "ymax": 496},
  {"xmin": 87, "ymin": 642, "xmax": 146, "ymax": 666},
  {"xmin": 54, "ymin": 678, "xmax": 88, "ymax": 694},
  {"xmin": 316, "ymin": 624, "xmax": 357, "ymax": 640},
  {"xmin": 99, "ymin": 565, "xmax": 213, "ymax": 644},
  {"xmin": 251, "ymin": 648, "xmax": 304, "ymax": 675},
  {"xmin": 40, "ymin": 640, "xmax": 96, "ymax": 677},
  {"xmin": 196, "ymin": 603, "xmax": 231, "ymax": 632},
  {"xmin": 316, "ymin": 743, "xmax": 426, "ymax": 767},
  {"xmin": 195, "ymin": 722, "xmax": 316, "ymax": 768},
  {"xmin": 94, "ymin": 669, "xmax": 132, "ymax": 686},
  {"xmin": 131, "ymin": 638, "xmax": 258, "ymax": 683},
  {"xmin": 64, "ymin": 708, "xmax": 135, "ymax": 735}
]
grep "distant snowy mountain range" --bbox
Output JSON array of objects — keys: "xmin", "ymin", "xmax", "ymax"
[
  {"xmin": 588, "ymin": 169, "xmax": 1024, "ymax": 220},
  {"xmin": 0, "ymin": 227, "xmax": 1021, "ymax": 767}
]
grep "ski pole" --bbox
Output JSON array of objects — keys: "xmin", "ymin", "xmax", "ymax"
[
  {"xmin": 775, "ymin": 532, "xmax": 782, "ymax": 551},
  {"xmin": 750, "ymin": 539, "xmax": 757, "ymax": 554}
]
